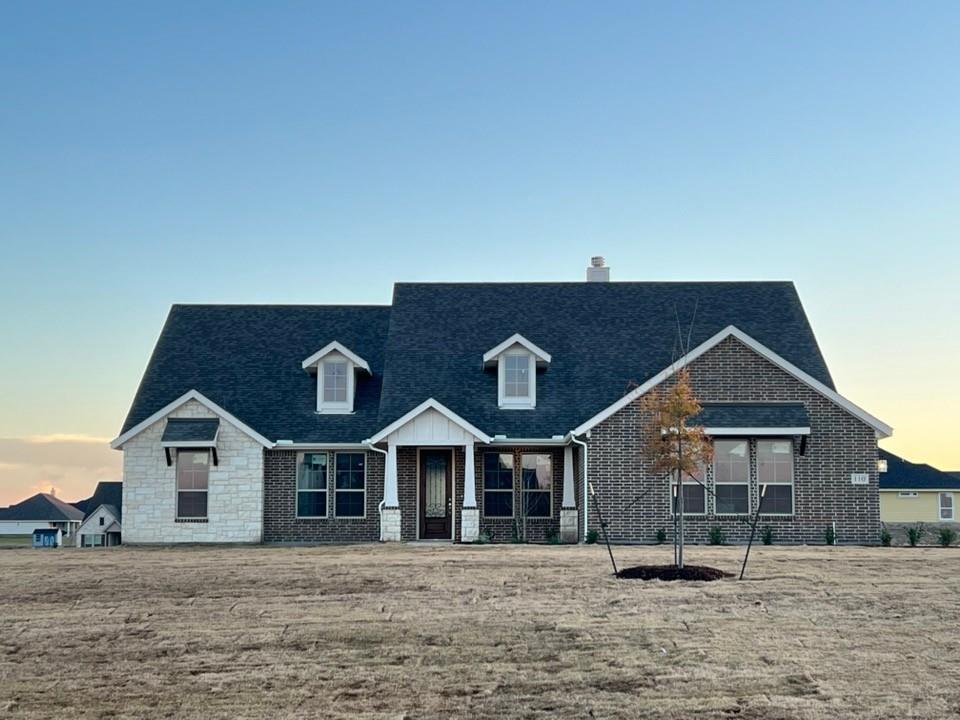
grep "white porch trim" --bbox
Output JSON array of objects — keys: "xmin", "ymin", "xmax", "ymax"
[{"xmin": 367, "ymin": 398, "xmax": 492, "ymax": 445}]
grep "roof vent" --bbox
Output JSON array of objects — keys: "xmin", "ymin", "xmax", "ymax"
[{"xmin": 586, "ymin": 256, "xmax": 609, "ymax": 282}]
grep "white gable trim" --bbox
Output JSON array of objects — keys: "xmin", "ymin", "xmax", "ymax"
[
  {"xmin": 110, "ymin": 390, "xmax": 273, "ymax": 449},
  {"xmin": 367, "ymin": 398, "xmax": 492, "ymax": 445},
  {"xmin": 571, "ymin": 325, "xmax": 893, "ymax": 438},
  {"xmin": 301, "ymin": 342, "xmax": 371, "ymax": 373},
  {"xmin": 482, "ymin": 333, "xmax": 552, "ymax": 365}
]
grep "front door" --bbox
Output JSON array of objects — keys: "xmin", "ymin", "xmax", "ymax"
[{"xmin": 420, "ymin": 449, "xmax": 452, "ymax": 539}]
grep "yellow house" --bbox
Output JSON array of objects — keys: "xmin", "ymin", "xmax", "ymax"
[{"xmin": 879, "ymin": 449, "xmax": 958, "ymax": 526}]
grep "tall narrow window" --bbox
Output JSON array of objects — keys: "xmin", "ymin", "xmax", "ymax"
[
  {"xmin": 940, "ymin": 493, "xmax": 955, "ymax": 521},
  {"xmin": 670, "ymin": 464, "xmax": 706, "ymax": 515},
  {"xmin": 483, "ymin": 453, "xmax": 514, "ymax": 517},
  {"xmin": 335, "ymin": 453, "xmax": 365, "ymax": 517},
  {"xmin": 322, "ymin": 360, "xmax": 348, "ymax": 403},
  {"xmin": 176, "ymin": 450, "xmax": 209, "ymax": 519},
  {"xmin": 504, "ymin": 354, "xmax": 530, "ymax": 398},
  {"xmin": 714, "ymin": 439, "xmax": 750, "ymax": 514},
  {"xmin": 758, "ymin": 440, "xmax": 794, "ymax": 515},
  {"xmin": 521, "ymin": 454, "xmax": 552, "ymax": 518},
  {"xmin": 297, "ymin": 452, "xmax": 328, "ymax": 518}
]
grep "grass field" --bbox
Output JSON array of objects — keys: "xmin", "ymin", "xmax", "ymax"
[
  {"xmin": 1, "ymin": 543, "xmax": 958, "ymax": 719},
  {"xmin": 0, "ymin": 535, "xmax": 31, "ymax": 548}
]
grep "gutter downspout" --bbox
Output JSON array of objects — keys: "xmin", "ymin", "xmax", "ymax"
[
  {"xmin": 364, "ymin": 441, "xmax": 388, "ymax": 541},
  {"xmin": 568, "ymin": 432, "xmax": 589, "ymax": 543}
]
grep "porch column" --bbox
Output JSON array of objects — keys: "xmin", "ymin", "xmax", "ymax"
[
  {"xmin": 460, "ymin": 440, "xmax": 480, "ymax": 542},
  {"xmin": 380, "ymin": 440, "xmax": 402, "ymax": 542},
  {"xmin": 560, "ymin": 445, "xmax": 579, "ymax": 543}
]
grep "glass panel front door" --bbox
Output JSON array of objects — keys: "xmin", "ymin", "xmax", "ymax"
[{"xmin": 420, "ymin": 450, "xmax": 452, "ymax": 539}]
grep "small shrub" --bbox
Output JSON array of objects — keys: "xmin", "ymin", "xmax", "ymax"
[
  {"xmin": 510, "ymin": 521, "xmax": 525, "ymax": 544},
  {"xmin": 761, "ymin": 526, "xmax": 773, "ymax": 546},
  {"xmin": 708, "ymin": 526, "xmax": 726, "ymax": 545},
  {"xmin": 585, "ymin": 529, "xmax": 599, "ymax": 544},
  {"xmin": 545, "ymin": 528, "xmax": 560, "ymax": 545},
  {"xmin": 938, "ymin": 526, "xmax": 956, "ymax": 548},
  {"xmin": 655, "ymin": 528, "xmax": 667, "ymax": 544},
  {"xmin": 477, "ymin": 529, "xmax": 492, "ymax": 545},
  {"xmin": 906, "ymin": 523, "xmax": 925, "ymax": 547},
  {"xmin": 879, "ymin": 525, "xmax": 892, "ymax": 547},
  {"xmin": 824, "ymin": 525, "xmax": 836, "ymax": 546}
]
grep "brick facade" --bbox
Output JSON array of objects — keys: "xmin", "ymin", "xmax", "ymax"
[
  {"xmin": 584, "ymin": 336, "xmax": 881, "ymax": 545},
  {"xmin": 263, "ymin": 449, "xmax": 384, "ymax": 543}
]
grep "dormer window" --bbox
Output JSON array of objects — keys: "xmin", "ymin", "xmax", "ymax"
[
  {"xmin": 302, "ymin": 342, "xmax": 371, "ymax": 415},
  {"xmin": 483, "ymin": 333, "xmax": 551, "ymax": 410}
]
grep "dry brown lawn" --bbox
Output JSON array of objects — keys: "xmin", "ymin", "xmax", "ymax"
[{"xmin": 1, "ymin": 543, "xmax": 958, "ymax": 719}]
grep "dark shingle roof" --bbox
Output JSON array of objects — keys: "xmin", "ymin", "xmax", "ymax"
[
  {"xmin": 120, "ymin": 282, "xmax": 833, "ymax": 443},
  {"xmin": 691, "ymin": 403, "xmax": 810, "ymax": 429},
  {"xmin": 120, "ymin": 305, "xmax": 391, "ymax": 443},
  {"xmin": 0, "ymin": 493, "xmax": 85, "ymax": 522},
  {"xmin": 377, "ymin": 282, "xmax": 832, "ymax": 438},
  {"xmin": 161, "ymin": 418, "xmax": 220, "ymax": 443},
  {"xmin": 73, "ymin": 482, "xmax": 123, "ymax": 522},
  {"xmin": 879, "ymin": 450, "xmax": 960, "ymax": 490}
]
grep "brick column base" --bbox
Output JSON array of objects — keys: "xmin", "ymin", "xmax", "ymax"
[
  {"xmin": 380, "ymin": 507, "xmax": 401, "ymax": 542},
  {"xmin": 460, "ymin": 507, "xmax": 479, "ymax": 543},
  {"xmin": 560, "ymin": 508, "xmax": 579, "ymax": 543}
]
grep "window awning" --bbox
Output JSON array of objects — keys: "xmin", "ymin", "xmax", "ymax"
[
  {"xmin": 690, "ymin": 403, "xmax": 810, "ymax": 436},
  {"xmin": 160, "ymin": 418, "xmax": 221, "ymax": 447}
]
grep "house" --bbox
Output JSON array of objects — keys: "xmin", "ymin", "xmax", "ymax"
[
  {"xmin": 0, "ymin": 493, "xmax": 84, "ymax": 538},
  {"xmin": 879, "ymin": 449, "xmax": 959, "ymax": 530},
  {"xmin": 32, "ymin": 528, "xmax": 63, "ymax": 548},
  {"xmin": 111, "ymin": 260, "xmax": 892, "ymax": 545},
  {"xmin": 74, "ymin": 481, "xmax": 123, "ymax": 548}
]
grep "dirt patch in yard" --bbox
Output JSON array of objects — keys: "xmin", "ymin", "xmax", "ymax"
[
  {"xmin": 617, "ymin": 563, "xmax": 730, "ymax": 581},
  {"xmin": 1, "ymin": 544, "xmax": 958, "ymax": 719}
]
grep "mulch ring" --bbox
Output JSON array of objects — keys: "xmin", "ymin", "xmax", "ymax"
[{"xmin": 617, "ymin": 564, "xmax": 731, "ymax": 582}]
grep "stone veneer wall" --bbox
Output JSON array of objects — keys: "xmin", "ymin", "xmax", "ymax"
[
  {"xmin": 122, "ymin": 399, "xmax": 264, "ymax": 543},
  {"xmin": 262, "ymin": 449, "xmax": 384, "ymax": 542},
  {"xmin": 585, "ymin": 337, "xmax": 881, "ymax": 545}
]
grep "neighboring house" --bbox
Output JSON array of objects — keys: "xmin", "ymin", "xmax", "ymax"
[
  {"xmin": 111, "ymin": 260, "xmax": 892, "ymax": 545},
  {"xmin": 0, "ymin": 493, "xmax": 84, "ymax": 537},
  {"xmin": 878, "ymin": 449, "xmax": 960, "ymax": 530},
  {"xmin": 32, "ymin": 528, "xmax": 63, "ymax": 548},
  {"xmin": 73, "ymin": 481, "xmax": 123, "ymax": 548}
]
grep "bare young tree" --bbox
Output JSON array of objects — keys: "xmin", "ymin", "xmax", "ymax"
[{"xmin": 639, "ymin": 368, "xmax": 713, "ymax": 569}]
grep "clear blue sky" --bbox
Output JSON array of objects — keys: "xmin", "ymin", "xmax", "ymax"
[{"xmin": 1, "ymin": 1, "xmax": 958, "ymax": 502}]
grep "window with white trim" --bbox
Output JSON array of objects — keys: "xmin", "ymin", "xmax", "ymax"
[
  {"xmin": 483, "ymin": 453, "xmax": 514, "ymax": 517},
  {"xmin": 334, "ymin": 453, "xmax": 365, "ymax": 517},
  {"xmin": 714, "ymin": 439, "xmax": 750, "ymax": 514},
  {"xmin": 758, "ymin": 440, "xmax": 794, "ymax": 515},
  {"xmin": 898, "ymin": 491, "xmax": 918, "ymax": 498},
  {"xmin": 670, "ymin": 464, "xmax": 706, "ymax": 515},
  {"xmin": 498, "ymin": 352, "xmax": 535, "ymax": 408},
  {"xmin": 297, "ymin": 452, "xmax": 328, "ymax": 518},
  {"xmin": 176, "ymin": 450, "xmax": 209, "ymax": 519},
  {"xmin": 322, "ymin": 360, "xmax": 349, "ymax": 405},
  {"xmin": 940, "ymin": 492, "xmax": 954, "ymax": 521},
  {"xmin": 521, "ymin": 453, "xmax": 552, "ymax": 518}
]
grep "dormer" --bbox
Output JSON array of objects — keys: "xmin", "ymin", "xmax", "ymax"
[
  {"xmin": 482, "ymin": 334, "xmax": 551, "ymax": 410},
  {"xmin": 301, "ymin": 342, "xmax": 371, "ymax": 414}
]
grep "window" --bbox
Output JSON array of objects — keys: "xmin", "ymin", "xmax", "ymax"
[
  {"xmin": 940, "ymin": 493, "xmax": 955, "ymax": 521},
  {"xmin": 297, "ymin": 452, "xmax": 328, "ymax": 518},
  {"xmin": 671, "ymin": 465, "xmax": 706, "ymax": 515},
  {"xmin": 898, "ymin": 491, "xmax": 918, "ymax": 498},
  {"xmin": 176, "ymin": 450, "xmax": 209, "ymax": 519},
  {"xmin": 521, "ymin": 454, "xmax": 552, "ymax": 518},
  {"xmin": 714, "ymin": 440, "xmax": 750, "ymax": 514},
  {"xmin": 504, "ymin": 354, "xmax": 530, "ymax": 398},
  {"xmin": 758, "ymin": 440, "xmax": 794, "ymax": 515},
  {"xmin": 335, "ymin": 453, "xmax": 365, "ymax": 517},
  {"xmin": 99, "ymin": 516, "xmax": 105, "ymax": 526},
  {"xmin": 878, "ymin": 458, "xmax": 888, "ymax": 473},
  {"xmin": 322, "ymin": 360, "xmax": 348, "ymax": 404},
  {"xmin": 483, "ymin": 453, "xmax": 514, "ymax": 517}
]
